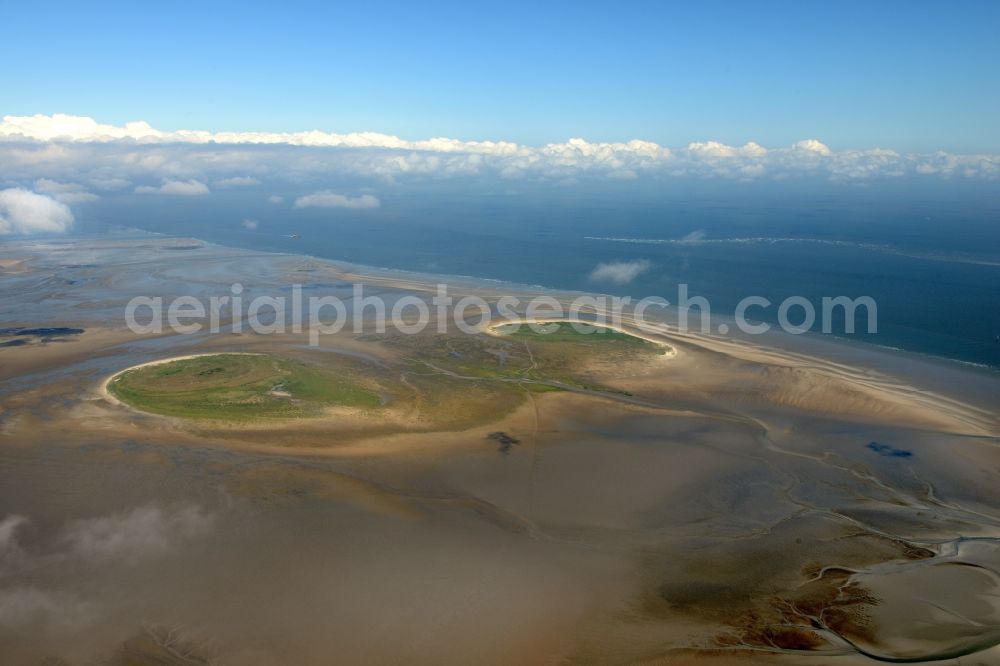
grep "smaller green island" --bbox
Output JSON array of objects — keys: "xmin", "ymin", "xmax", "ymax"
[
  {"xmin": 492, "ymin": 321, "xmax": 668, "ymax": 353},
  {"xmin": 106, "ymin": 353, "xmax": 380, "ymax": 420}
]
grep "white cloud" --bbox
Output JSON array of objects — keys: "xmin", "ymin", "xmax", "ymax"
[
  {"xmin": 49, "ymin": 191, "xmax": 98, "ymax": 204},
  {"xmin": 135, "ymin": 179, "xmax": 209, "ymax": 196},
  {"xmin": 0, "ymin": 515, "xmax": 27, "ymax": 550},
  {"xmin": 33, "ymin": 178, "xmax": 98, "ymax": 203},
  {"xmin": 0, "ymin": 515, "xmax": 99, "ymax": 632},
  {"xmin": 0, "ymin": 504, "xmax": 217, "ymax": 636},
  {"xmin": 687, "ymin": 140, "xmax": 740, "ymax": 158},
  {"xmin": 0, "ymin": 113, "xmax": 525, "ymax": 154},
  {"xmin": 0, "ymin": 114, "xmax": 997, "ymax": 184},
  {"xmin": 792, "ymin": 139, "xmax": 833, "ymax": 156},
  {"xmin": 294, "ymin": 191, "xmax": 380, "ymax": 209},
  {"xmin": 61, "ymin": 503, "xmax": 214, "ymax": 563},
  {"xmin": 687, "ymin": 140, "xmax": 768, "ymax": 159},
  {"xmin": 0, "ymin": 586, "xmax": 97, "ymax": 631},
  {"xmin": 215, "ymin": 175, "xmax": 259, "ymax": 187},
  {"xmin": 0, "ymin": 188, "xmax": 74, "ymax": 235},
  {"xmin": 680, "ymin": 230, "xmax": 707, "ymax": 243},
  {"xmin": 0, "ymin": 113, "xmax": 167, "ymax": 143},
  {"xmin": 0, "ymin": 515, "xmax": 28, "ymax": 571},
  {"xmin": 267, "ymin": 195, "xmax": 284, "ymax": 204},
  {"xmin": 741, "ymin": 141, "xmax": 768, "ymax": 158},
  {"xmin": 241, "ymin": 218, "xmax": 259, "ymax": 230},
  {"xmin": 589, "ymin": 259, "xmax": 652, "ymax": 285},
  {"xmin": 89, "ymin": 176, "xmax": 131, "ymax": 191}
]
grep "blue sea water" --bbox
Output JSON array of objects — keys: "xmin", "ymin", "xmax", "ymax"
[{"xmin": 75, "ymin": 180, "xmax": 1000, "ymax": 369}]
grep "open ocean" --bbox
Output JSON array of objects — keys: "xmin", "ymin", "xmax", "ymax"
[{"xmin": 77, "ymin": 182, "xmax": 1000, "ymax": 369}]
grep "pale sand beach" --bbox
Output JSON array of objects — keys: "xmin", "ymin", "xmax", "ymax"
[{"xmin": 485, "ymin": 317, "xmax": 679, "ymax": 357}]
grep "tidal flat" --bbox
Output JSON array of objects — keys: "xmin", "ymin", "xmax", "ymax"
[{"xmin": 0, "ymin": 236, "xmax": 998, "ymax": 665}]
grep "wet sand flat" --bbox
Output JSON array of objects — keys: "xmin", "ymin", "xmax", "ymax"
[{"xmin": 0, "ymin": 237, "xmax": 997, "ymax": 665}]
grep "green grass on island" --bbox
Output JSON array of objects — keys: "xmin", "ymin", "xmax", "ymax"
[
  {"xmin": 493, "ymin": 321, "xmax": 666, "ymax": 352},
  {"xmin": 107, "ymin": 353, "xmax": 381, "ymax": 420},
  {"xmin": 367, "ymin": 321, "xmax": 667, "ymax": 403}
]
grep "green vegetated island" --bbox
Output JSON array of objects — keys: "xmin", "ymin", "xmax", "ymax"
[
  {"xmin": 493, "ymin": 321, "xmax": 666, "ymax": 350},
  {"xmin": 106, "ymin": 323, "xmax": 670, "ymax": 422},
  {"xmin": 106, "ymin": 354, "xmax": 381, "ymax": 420}
]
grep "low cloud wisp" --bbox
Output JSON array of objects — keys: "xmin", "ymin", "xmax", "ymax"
[
  {"xmin": 135, "ymin": 180, "xmax": 210, "ymax": 196},
  {"xmin": 589, "ymin": 259, "xmax": 652, "ymax": 285},
  {"xmin": 61, "ymin": 503, "xmax": 215, "ymax": 563}
]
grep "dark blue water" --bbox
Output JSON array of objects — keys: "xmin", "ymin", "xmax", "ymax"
[{"xmin": 77, "ymin": 180, "xmax": 1000, "ymax": 368}]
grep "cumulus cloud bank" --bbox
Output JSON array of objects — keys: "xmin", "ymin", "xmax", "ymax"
[
  {"xmin": 0, "ymin": 188, "xmax": 74, "ymax": 235},
  {"xmin": 294, "ymin": 191, "xmax": 381, "ymax": 209},
  {"xmin": 0, "ymin": 114, "xmax": 997, "ymax": 185},
  {"xmin": 589, "ymin": 259, "xmax": 652, "ymax": 284},
  {"xmin": 0, "ymin": 113, "xmax": 524, "ymax": 154}
]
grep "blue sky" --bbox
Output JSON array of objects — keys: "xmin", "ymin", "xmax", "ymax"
[{"xmin": 3, "ymin": 1, "xmax": 999, "ymax": 152}]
